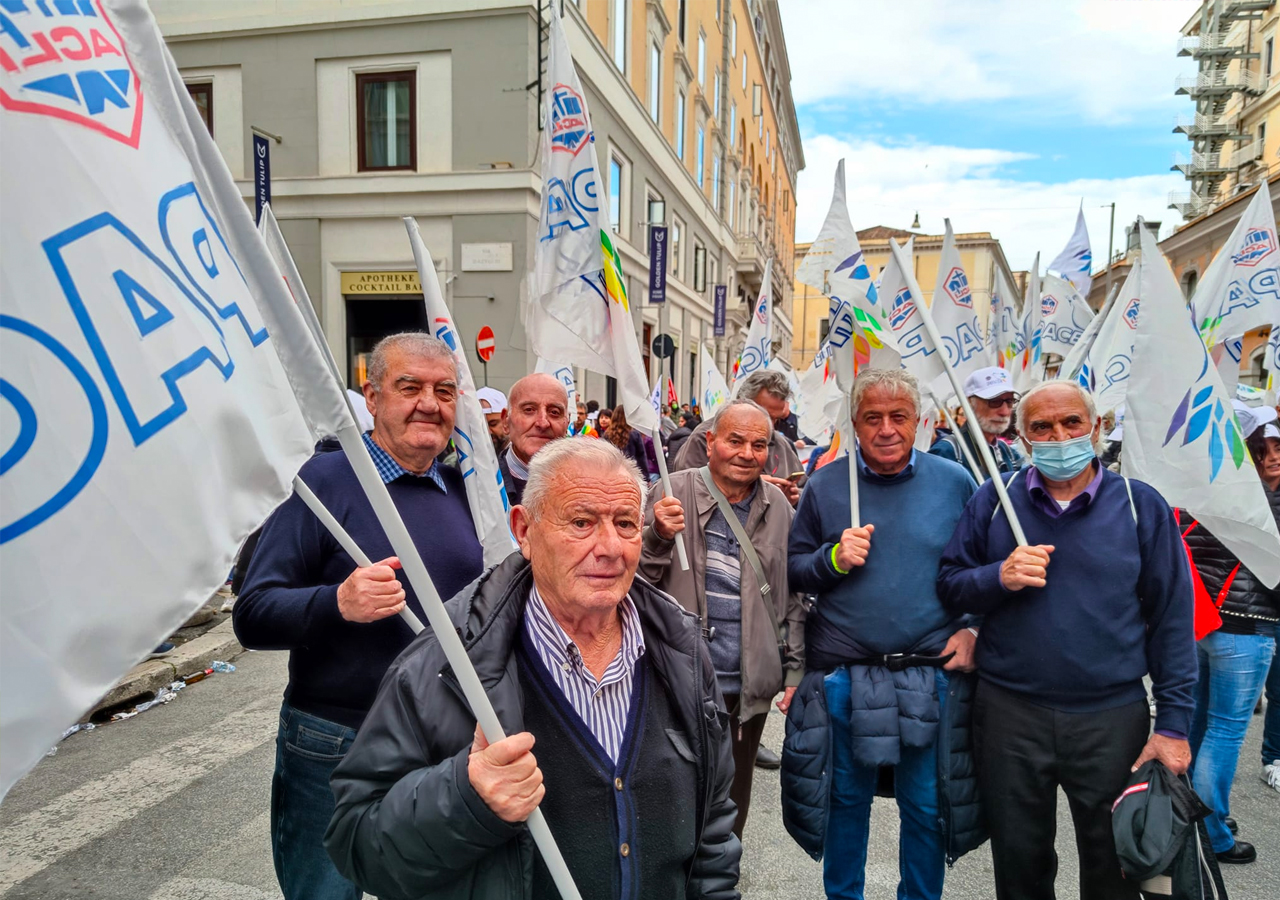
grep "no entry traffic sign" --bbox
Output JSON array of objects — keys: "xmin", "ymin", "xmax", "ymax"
[{"xmin": 475, "ymin": 326, "xmax": 496, "ymax": 363}]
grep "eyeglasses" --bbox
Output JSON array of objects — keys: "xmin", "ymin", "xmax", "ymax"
[{"xmin": 980, "ymin": 396, "xmax": 1017, "ymax": 410}]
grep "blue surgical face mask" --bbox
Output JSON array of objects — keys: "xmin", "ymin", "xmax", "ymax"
[{"xmin": 1030, "ymin": 433, "xmax": 1096, "ymax": 481}]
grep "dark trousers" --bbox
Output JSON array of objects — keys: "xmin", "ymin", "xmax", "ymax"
[
  {"xmin": 973, "ymin": 681, "xmax": 1150, "ymax": 900},
  {"xmin": 722, "ymin": 693, "xmax": 768, "ymax": 838}
]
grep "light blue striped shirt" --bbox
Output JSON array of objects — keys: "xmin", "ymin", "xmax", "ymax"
[
  {"xmin": 362, "ymin": 432, "xmax": 447, "ymax": 492},
  {"xmin": 523, "ymin": 585, "xmax": 646, "ymax": 764}
]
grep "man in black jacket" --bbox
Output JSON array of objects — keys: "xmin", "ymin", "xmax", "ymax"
[{"xmin": 325, "ymin": 437, "xmax": 741, "ymax": 900}]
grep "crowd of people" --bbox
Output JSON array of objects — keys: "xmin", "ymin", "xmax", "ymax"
[{"xmin": 231, "ymin": 333, "xmax": 1278, "ymax": 900}]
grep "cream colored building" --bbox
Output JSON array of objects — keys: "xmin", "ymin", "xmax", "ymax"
[
  {"xmin": 792, "ymin": 227, "xmax": 1018, "ymax": 371},
  {"xmin": 152, "ymin": 0, "xmax": 802, "ymax": 405}
]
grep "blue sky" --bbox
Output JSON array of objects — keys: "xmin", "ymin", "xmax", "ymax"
[{"xmin": 780, "ymin": 0, "xmax": 1201, "ymax": 271}]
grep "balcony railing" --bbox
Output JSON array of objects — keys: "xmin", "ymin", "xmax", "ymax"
[
  {"xmin": 1230, "ymin": 139, "xmax": 1263, "ymax": 168},
  {"xmin": 1223, "ymin": 0, "xmax": 1276, "ymax": 20},
  {"xmin": 1174, "ymin": 112, "xmax": 1235, "ymax": 136},
  {"xmin": 736, "ymin": 234, "xmax": 765, "ymax": 275},
  {"xmin": 1168, "ymin": 190, "xmax": 1212, "ymax": 218},
  {"xmin": 1174, "ymin": 68, "xmax": 1264, "ymax": 95},
  {"xmin": 1172, "ymin": 150, "xmax": 1231, "ymax": 176}
]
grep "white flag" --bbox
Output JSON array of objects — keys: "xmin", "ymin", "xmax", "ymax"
[
  {"xmin": 1072, "ymin": 267, "xmax": 1140, "ymax": 415},
  {"xmin": 1047, "ymin": 204, "xmax": 1093, "ymax": 296},
  {"xmin": 698, "ymin": 343, "xmax": 731, "ymax": 418},
  {"xmin": 1123, "ymin": 221, "xmax": 1280, "ymax": 587},
  {"xmin": 535, "ymin": 357, "xmax": 579, "ymax": 413},
  {"xmin": 526, "ymin": 1, "xmax": 656, "ymax": 433},
  {"xmin": 405, "ymin": 218, "xmax": 516, "ymax": 567},
  {"xmin": 1192, "ymin": 181, "xmax": 1279, "ymax": 355},
  {"xmin": 0, "ymin": 0, "xmax": 352, "ymax": 797},
  {"xmin": 1058, "ymin": 284, "xmax": 1116, "ymax": 384},
  {"xmin": 732, "ymin": 257, "xmax": 773, "ymax": 391},
  {"xmin": 930, "ymin": 220, "xmax": 988, "ymax": 386},
  {"xmin": 1037, "ymin": 273, "xmax": 1095, "ymax": 359},
  {"xmin": 796, "ymin": 159, "xmax": 890, "ymax": 345},
  {"xmin": 880, "ymin": 239, "xmax": 946, "ymax": 393},
  {"xmin": 989, "ymin": 264, "xmax": 1025, "ymax": 369},
  {"xmin": 1013, "ymin": 253, "xmax": 1044, "ymax": 392}
]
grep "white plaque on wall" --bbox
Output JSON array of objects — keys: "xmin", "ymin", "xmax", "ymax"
[{"xmin": 460, "ymin": 242, "xmax": 514, "ymax": 271}]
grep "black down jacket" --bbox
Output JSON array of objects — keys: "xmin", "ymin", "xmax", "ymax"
[
  {"xmin": 780, "ymin": 668, "xmax": 986, "ymax": 865},
  {"xmin": 1180, "ymin": 491, "xmax": 1280, "ymax": 628},
  {"xmin": 324, "ymin": 553, "xmax": 742, "ymax": 900}
]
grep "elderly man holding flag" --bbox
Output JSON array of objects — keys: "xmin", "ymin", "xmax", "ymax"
[
  {"xmin": 783, "ymin": 368, "xmax": 979, "ymax": 900},
  {"xmin": 938, "ymin": 380, "xmax": 1196, "ymax": 900}
]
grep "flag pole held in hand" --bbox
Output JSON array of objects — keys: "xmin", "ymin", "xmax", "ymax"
[{"xmin": 887, "ymin": 239, "xmax": 1029, "ymax": 546}]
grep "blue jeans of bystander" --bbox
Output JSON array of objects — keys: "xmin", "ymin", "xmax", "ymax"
[
  {"xmin": 1189, "ymin": 630, "xmax": 1275, "ymax": 852},
  {"xmin": 1262, "ymin": 623, "xmax": 1280, "ymax": 770},
  {"xmin": 822, "ymin": 666, "xmax": 947, "ymax": 900},
  {"xmin": 271, "ymin": 702, "xmax": 361, "ymax": 900}
]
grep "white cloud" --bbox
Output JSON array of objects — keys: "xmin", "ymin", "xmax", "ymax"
[
  {"xmin": 797, "ymin": 133, "xmax": 1185, "ymax": 275},
  {"xmin": 779, "ymin": 0, "xmax": 1199, "ymax": 124}
]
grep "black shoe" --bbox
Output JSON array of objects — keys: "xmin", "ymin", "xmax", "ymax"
[
  {"xmin": 1225, "ymin": 816, "xmax": 1238, "ymax": 835},
  {"xmin": 1216, "ymin": 841, "xmax": 1256, "ymax": 864},
  {"xmin": 755, "ymin": 745, "xmax": 781, "ymax": 770}
]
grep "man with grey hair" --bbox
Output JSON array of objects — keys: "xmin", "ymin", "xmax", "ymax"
[
  {"xmin": 784, "ymin": 367, "xmax": 979, "ymax": 900},
  {"xmin": 326, "ymin": 438, "xmax": 742, "ymax": 899},
  {"xmin": 639, "ymin": 398, "xmax": 805, "ymax": 837},
  {"xmin": 939, "ymin": 380, "xmax": 1196, "ymax": 900},
  {"xmin": 673, "ymin": 369, "xmax": 804, "ymax": 505},
  {"xmin": 235, "ymin": 331, "xmax": 485, "ymax": 900}
]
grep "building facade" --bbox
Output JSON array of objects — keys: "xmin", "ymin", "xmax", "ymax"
[
  {"xmin": 152, "ymin": 0, "xmax": 802, "ymax": 404},
  {"xmin": 791, "ymin": 227, "xmax": 1019, "ymax": 371}
]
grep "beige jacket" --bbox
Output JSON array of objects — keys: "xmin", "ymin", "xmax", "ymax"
[{"xmin": 640, "ymin": 468, "xmax": 805, "ymax": 720}]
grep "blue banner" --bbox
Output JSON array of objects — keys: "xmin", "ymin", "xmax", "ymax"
[
  {"xmin": 253, "ymin": 134, "xmax": 271, "ymax": 224},
  {"xmin": 713, "ymin": 285, "xmax": 727, "ymax": 336},
  {"xmin": 647, "ymin": 226, "xmax": 668, "ymax": 303}
]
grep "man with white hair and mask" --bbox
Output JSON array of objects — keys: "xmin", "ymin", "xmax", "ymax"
[
  {"xmin": 938, "ymin": 380, "xmax": 1196, "ymax": 900},
  {"xmin": 929, "ymin": 366, "xmax": 1024, "ymax": 479}
]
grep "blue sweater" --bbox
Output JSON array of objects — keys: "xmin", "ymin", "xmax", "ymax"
[
  {"xmin": 937, "ymin": 469, "xmax": 1196, "ymax": 736},
  {"xmin": 788, "ymin": 451, "xmax": 978, "ymax": 666},
  {"xmin": 234, "ymin": 449, "xmax": 484, "ymax": 729}
]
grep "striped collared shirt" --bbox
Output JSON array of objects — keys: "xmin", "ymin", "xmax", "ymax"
[
  {"xmin": 523, "ymin": 584, "xmax": 646, "ymax": 764},
  {"xmin": 362, "ymin": 432, "xmax": 447, "ymax": 492}
]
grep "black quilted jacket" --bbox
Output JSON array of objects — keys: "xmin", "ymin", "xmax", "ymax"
[
  {"xmin": 779, "ymin": 669, "xmax": 985, "ymax": 865},
  {"xmin": 1179, "ymin": 486, "xmax": 1280, "ymax": 628}
]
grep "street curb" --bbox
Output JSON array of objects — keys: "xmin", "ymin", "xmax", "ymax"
[{"xmin": 91, "ymin": 619, "xmax": 245, "ymax": 716}]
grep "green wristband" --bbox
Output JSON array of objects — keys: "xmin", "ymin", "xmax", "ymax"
[{"xmin": 830, "ymin": 544, "xmax": 849, "ymax": 575}]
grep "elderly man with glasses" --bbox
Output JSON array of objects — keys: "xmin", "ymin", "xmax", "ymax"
[{"xmin": 929, "ymin": 366, "xmax": 1025, "ymax": 480}]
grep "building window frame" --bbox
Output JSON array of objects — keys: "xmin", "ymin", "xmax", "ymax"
[
  {"xmin": 608, "ymin": 146, "xmax": 631, "ymax": 239},
  {"xmin": 355, "ymin": 70, "xmax": 417, "ymax": 172},
  {"xmin": 694, "ymin": 241, "xmax": 707, "ymax": 292},
  {"xmin": 678, "ymin": 0, "xmax": 687, "ymax": 44},
  {"xmin": 729, "ymin": 101, "xmax": 736, "ymax": 147},
  {"xmin": 728, "ymin": 179, "xmax": 736, "ymax": 229},
  {"xmin": 696, "ymin": 124, "xmax": 705, "ymax": 186},
  {"xmin": 742, "ymin": 50, "xmax": 747, "ymax": 89},
  {"xmin": 671, "ymin": 216, "xmax": 684, "ymax": 278},
  {"xmin": 648, "ymin": 41, "xmax": 662, "ymax": 123},
  {"xmin": 676, "ymin": 89, "xmax": 687, "ymax": 160},
  {"xmin": 713, "ymin": 68, "xmax": 721, "ymax": 118},
  {"xmin": 698, "ymin": 30, "xmax": 706, "ymax": 84},
  {"xmin": 611, "ymin": 0, "xmax": 629, "ymax": 74},
  {"xmin": 185, "ymin": 81, "xmax": 213, "ymax": 134},
  {"xmin": 712, "ymin": 153, "xmax": 722, "ymax": 215}
]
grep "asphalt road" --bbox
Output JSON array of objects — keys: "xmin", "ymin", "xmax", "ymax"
[{"xmin": 2, "ymin": 648, "xmax": 1277, "ymax": 899}]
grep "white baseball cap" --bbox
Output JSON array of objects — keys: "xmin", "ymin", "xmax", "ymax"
[
  {"xmin": 1265, "ymin": 424, "xmax": 1280, "ymax": 441},
  {"xmin": 476, "ymin": 386, "xmax": 507, "ymax": 413},
  {"xmin": 1232, "ymin": 398, "xmax": 1277, "ymax": 439},
  {"xmin": 963, "ymin": 366, "xmax": 1016, "ymax": 401}
]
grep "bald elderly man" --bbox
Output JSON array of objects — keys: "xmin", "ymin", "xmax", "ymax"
[
  {"xmin": 498, "ymin": 373, "xmax": 571, "ymax": 506},
  {"xmin": 326, "ymin": 439, "xmax": 741, "ymax": 899}
]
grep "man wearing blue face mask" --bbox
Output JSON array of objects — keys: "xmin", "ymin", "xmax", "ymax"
[{"xmin": 937, "ymin": 381, "xmax": 1196, "ymax": 900}]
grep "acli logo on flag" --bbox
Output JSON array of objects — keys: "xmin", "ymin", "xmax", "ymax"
[
  {"xmin": 944, "ymin": 267, "xmax": 972, "ymax": 307},
  {"xmin": 0, "ymin": 0, "xmax": 144, "ymax": 148}
]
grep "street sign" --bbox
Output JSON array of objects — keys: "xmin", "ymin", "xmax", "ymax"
[
  {"xmin": 253, "ymin": 133, "xmax": 271, "ymax": 224},
  {"xmin": 651, "ymin": 333, "xmax": 675, "ymax": 359},
  {"xmin": 647, "ymin": 226, "xmax": 668, "ymax": 303},
  {"xmin": 475, "ymin": 325, "xmax": 496, "ymax": 363},
  {"xmin": 713, "ymin": 285, "xmax": 727, "ymax": 337}
]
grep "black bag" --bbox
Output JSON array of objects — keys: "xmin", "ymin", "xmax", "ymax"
[{"xmin": 1111, "ymin": 760, "xmax": 1228, "ymax": 899}]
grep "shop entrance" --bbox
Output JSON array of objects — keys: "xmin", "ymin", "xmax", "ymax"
[{"xmin": 345, "ymin": 296, "xmax": 427, "ymax": 388}]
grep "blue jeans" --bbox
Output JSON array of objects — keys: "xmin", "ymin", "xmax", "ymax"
[
  {"xmin": 823, "ymin": 666, "xmax": 947, "ymax": 900},
  {"xmin": 271, "ymin": 702, "xmax": 361, "ymax": 900},
  {"xmin": 1189, "ymin": 631, "xmax": 1275, "ymax": 852},
  {"xmin": 1262, "ymin": 622, "xmax": 1280, "ymax": 767}
]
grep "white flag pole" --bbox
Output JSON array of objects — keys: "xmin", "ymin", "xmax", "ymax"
[
  {"xmin": 888, "ymin": 239, "xmax": 1029, "ymax": 546},
  {"xmin": 266, "ymin": 216, "xmax": 583, "ymax": 900},
  {"xmin": 842, "ymin": 395, "xmax": 861, "ymax": 527},
  {"xmin": 650, "ymin": 372, "xmax": 690, "ymax": 570}
]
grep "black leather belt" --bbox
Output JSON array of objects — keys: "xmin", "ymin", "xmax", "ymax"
[{"xmin": 844, "ymin": 652, "xmax": 954, "ymax": 672}]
